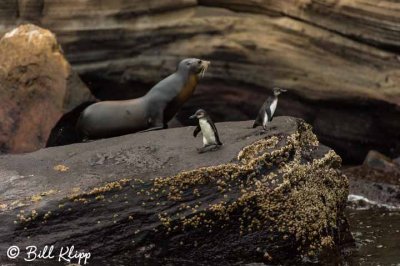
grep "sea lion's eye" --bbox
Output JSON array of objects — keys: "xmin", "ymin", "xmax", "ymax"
[{"xmin": 186, "ymin": 62, "xmax": 191, "ymax": 66}]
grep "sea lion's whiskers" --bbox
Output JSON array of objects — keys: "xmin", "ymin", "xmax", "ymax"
[
  {"xmin": 200, "ymin": 67, "xmax": 204, "ymax": 78},
  {"xmin": 201, "ymin": 62, "xmax": 209, "ymax": 78}
]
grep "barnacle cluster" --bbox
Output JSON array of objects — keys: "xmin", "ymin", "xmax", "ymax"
[
  {"xmin": 150, "ymin": 121, "xmax": 348, "ymax": 257},
  {"xmin": 14, "ymin": 178, "xmax": 133, "ymax": 225},
  {"xmin": 68, "ymin": 178, "xmax": 131, "ymax": 202},
  {"xmin": 30, "ymin": 189, "xmax": 58, "ymax": 203},
  {"xmin": 16, "ymin": 209, "xmax": 38, "ymax": 224}
]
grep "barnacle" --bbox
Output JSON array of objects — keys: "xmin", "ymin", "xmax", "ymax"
[{"xmin": 151, "ymin": 121, "xmax": 347, "ymax": 258}]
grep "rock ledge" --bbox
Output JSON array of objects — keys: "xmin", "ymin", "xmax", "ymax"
[{"xmin": 0, "ymin": 117, "xmax": 350, "ymax": 264}]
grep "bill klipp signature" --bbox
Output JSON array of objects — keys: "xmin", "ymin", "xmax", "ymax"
[{"xmin": 7, "ymin": 245, "xmax": 91, "ymax": 265}]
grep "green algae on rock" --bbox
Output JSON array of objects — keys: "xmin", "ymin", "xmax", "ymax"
[{"xmin": 0, "ymin": 117, "xmax": 351, "ymax": 265}]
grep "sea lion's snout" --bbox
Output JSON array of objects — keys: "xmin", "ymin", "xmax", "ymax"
[
  {"xmin": 200, "ymin": 60, "xmax": 210, "ymax": 66},
  {"xmin": 199, "ymin": 60, "xmax": 210, "ymax": 69},
  {"xmin": 178, "ymin": 58, "xmax": 210, "ymax": 77},
  {"xmin": 197, "ymin": 60, "xmax": 210, "ymax": 78}
]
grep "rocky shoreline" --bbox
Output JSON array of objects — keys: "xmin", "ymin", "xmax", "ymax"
[{"xmin": 0, "ymin": 117, "xmax": 352, "ymax": 264}]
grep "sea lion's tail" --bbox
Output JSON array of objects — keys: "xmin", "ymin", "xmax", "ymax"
[{"xmin": 46, "ymin": 101, "xmax": 97, "ymax": 147}]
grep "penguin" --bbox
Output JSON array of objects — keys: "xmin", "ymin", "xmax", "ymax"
[
  {"xmin": 189, "ymin": 109, "xmax": 222, "ymax": 153},
  {"xmin": 253, "ymin": 87, "xmax": 287, "ymax": 130}
]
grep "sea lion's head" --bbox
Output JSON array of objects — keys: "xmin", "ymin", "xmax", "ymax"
[
  {"xmin": 273, "ymin": 87, "xmax": 287, "ymax": 96},
  {"xmin": 177, "ymin": 58, "xmax": 210, "ymax": 78}
]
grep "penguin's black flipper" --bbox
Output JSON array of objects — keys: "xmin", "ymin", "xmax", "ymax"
[
  {"xmin": 269, "ymin": 115, "xmax": 274, "ymax": 122},
  {"xmin": 215, "ymin": 132, "xmax": 223, "ymax": 146},
  {"xmin": 208, "ymin": 120, "xmax": 223, "ymax": 145},
  {"xmin": 252, "ymin": 117, "xmax": 261, "ymax": 128},
  {"xmin": 254, "ymin": 96, "xmax": 275, "ymax": 128},
  {"xmin": 193, "ymin": 125, "xmax": 201, "ymax": 137},
  {"xmin": 253, "ymin": 99, "xmax": 267, "ymax": 128}
]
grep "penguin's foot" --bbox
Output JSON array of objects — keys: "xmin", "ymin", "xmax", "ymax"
[
  {"xmin": 197, "ymin": 145, "xmax": 221, "ymax": 154},
  {"xmin": 253, "ymin": 128, "xmax": 268, "ymax": 136},
  {"xmin": 262, "ymin": 125, "xmax": 278, "ymax": 132},
  {"xmin": 269, "ymin": 126, "xmax": 277, "ymax": 131}
]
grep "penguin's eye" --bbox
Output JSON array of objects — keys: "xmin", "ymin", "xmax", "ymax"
[
  {"xmin": 197, "ymin": 60, "xmax": 202, "ymax": 65},
  {"xmin": 186, "ymin": 62, "xmax": 191, "ymax": 66}
]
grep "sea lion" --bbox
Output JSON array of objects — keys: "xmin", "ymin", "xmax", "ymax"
[{"xmin": 77, "ymin": 58, "xmax": 210, "ymax": 139}]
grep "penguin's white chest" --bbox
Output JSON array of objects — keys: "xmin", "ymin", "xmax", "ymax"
[
  {"xmin": 199, "ymin": 118, "xmax": 216, "ymax": 146},
  {"xmin": 270, "ymin": 98, "xmax": 278, "ymax": 117},
  {"xmin": 263, "ymin": 98, "xmax": 278, "ymax": 127}
]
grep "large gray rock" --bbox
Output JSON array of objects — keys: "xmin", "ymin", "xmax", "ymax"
[
  {"xmin": 0, "ymin": 24, "xmax": 93, "ymax": 154},
  {"xmin": 363, "ymin": 150, "xmax": 399, "ymax": 173},
  {"xmin": 394, "ymin": 157, "xmax": 400, "ymax": 168},
  {"xmin": 0, "ymin": 117, "xmax": 351, "ymax": 265}
]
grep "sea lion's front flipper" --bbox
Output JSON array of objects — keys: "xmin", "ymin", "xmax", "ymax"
[{"xmin": 138, "ymin": 126, "xmax": 165, "ymax": 133}]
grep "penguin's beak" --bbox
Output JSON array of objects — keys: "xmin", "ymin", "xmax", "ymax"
[{"xmin": 189, "ymin": 114, "xmax": 197, "ymax": 119}]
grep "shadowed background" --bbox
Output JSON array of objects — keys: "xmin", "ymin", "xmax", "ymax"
[{"xmin": 0, "ymin": 0, "xmax": 399, "ymax": 164}]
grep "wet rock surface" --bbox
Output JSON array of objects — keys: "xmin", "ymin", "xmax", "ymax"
[
  {"xmin": 0, "ymin": 117, "xmax": 351, "ymax": 265},
  {"xmin": 345, "ymin": 151, "xmax": 400, "ymax": 209},
  {"xmin": 0, "ymin": 24, "xmax": 93, "ymax": 154}
]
